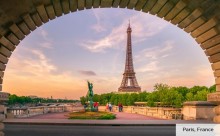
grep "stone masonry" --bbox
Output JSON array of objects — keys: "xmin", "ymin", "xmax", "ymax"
[{"xmin": 0, "ymin": 1, "xmax": 219, "ymax": 132}]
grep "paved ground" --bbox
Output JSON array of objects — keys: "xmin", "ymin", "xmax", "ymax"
[
  {"xmin": 4, "ymin": 112, "xmax": 214, "ymax": 125},
  {"xmin": 22, "ymin": 112, "xmax": 163, "ymax": 120},
  {"xmin": 4, "ymin": 124, "xmax": 176, "ymax": 136},
  {"xmin": 3, "ymin": 111, "xmax": 215, "ymax": 136},
  {"xmin": 114, "ymin": 112, "xmax": 163, "ymax": 120},
  {"xmin": 4, "ymin": 118, "xmax": 213, "ymax": 126}
]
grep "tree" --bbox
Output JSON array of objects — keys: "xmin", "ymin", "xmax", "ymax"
[
  {"xmin": 209, "ymin": 84, "xmax": 216, "ymax": 93},
  {"xmin": 130, "ymin": 93, "xmax": 138, "ymax": 105},
  {"xmin": 173, "ymin": 86, "xmax": 189, "ymax": 98},
  {"xmin": 154, "ymin": 83, "xmax": 169, "ymax": 91},
  {"xmin": 173, "ymin": 93, "xmax": 183, "ymax": 108},
  {"xmin": 8, "ymin": 94, "xmax": 19, "ymax": 105},
  {"xmin": 121, "ymin": 94, "xmax": 129, "ymax": 106},
  {"xmin": 159, "ymin": 88, "xmax": 183, "ymax": 107},
  {"xmin": 189, "ymin": 86, "xmax": 208, "ymax": 95},
  {"xmin": 78, "ymin": 83, "xmax": 215, "ymax": 107},
  {"xmin": 147, "ymin": 91, "xmax": 158, "ymax": 107},
  {"xmin": 186, "ymin": 92, "xmax": 194, "ymax": 101},
  {"xmin": 138, "ymin": 92, "xmax": 148, "ymax": 101},
  {"xmin": 110, "ymin": 93, "xmax": 116, "ymax": 105},
  {"xmin": 80, "ymin": 96, "xmax": 86, "ymax": 105},
  {"xmin": 194, "ymin": 89, "xmax": 209, "ymax": 101},
  {"xmin": 93, "ymin": 94, "xmax": 100, "ymax": 102}
]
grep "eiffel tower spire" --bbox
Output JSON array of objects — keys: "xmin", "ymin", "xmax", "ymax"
[{"xmin": 118, "ymin": 22, "xmax": 141, "ymax": 93}]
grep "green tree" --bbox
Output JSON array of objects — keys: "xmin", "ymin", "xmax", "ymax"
[
  {"xmin": 80, "ymin": 96, "xmax": 87, "ymax": 105},
  {"xmin": 126, "ymin": 94, "xmax": 133, "ymax": 105},
  {"xmin": 173, "ymin": 86, "xmax": 189, "ymax": 98},
  {"xmin": 138, "ymin": 91, "xmax": 149, "ymax": 101},
  {"xmin": 154, "ymin": 83, "xmax": 169, "ymax": 91},
  {"xmin": 8, "ymin": 94, "xmax": 19, "ymax": 105},
  {"xmin": 189, "ymin": 86, "xmax": 208, "ymax": 95},
  {"xmin": 173, "ymin": 93, "xmax": 183, "ymax": 108},
  {"xmin": 110, "ymin": 93, "xmax": 116, "ymax": 105},
  {"xmin": 194, "ymin": 89, "xmax": 209, "ymax": 101},
  {"xmin": 209, "ymin": 84, "xmax": 216, "ymax": 93},
  {"xmin": 121, "ymin": 94, "xmax": 129, "ymax": 106},
  {"xmin": 186, "ymin": 92, "xmax": 194, "ymax": 101},
  {"xmin": 93, "ymin": 94, "xmax": 100, "ymax": 102},
  {"xmin": 147, "ymin": 91, "xmax": 158, "ymax": 107}
]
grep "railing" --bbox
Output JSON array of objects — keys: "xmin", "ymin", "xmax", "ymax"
[
  {"xmin": 6, "ymin": 105, "xmax": 84, "ymax": 118},
  {"xmin": 99, "ymin": 106, "xmax": 182, "ymax": 120},
  {"xmin": 7, "ymin": 103, "xmax": 213, "ymax": 120}
]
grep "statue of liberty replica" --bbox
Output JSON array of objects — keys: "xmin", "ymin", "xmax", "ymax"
[{"xmin": 87, "ymin": 81, "xmax": 95, "ymax": 111}]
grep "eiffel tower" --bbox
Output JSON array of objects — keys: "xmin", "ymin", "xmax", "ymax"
[{"xmin": 118, "ymin": 22, "xmax": 141, "ymax": 93}]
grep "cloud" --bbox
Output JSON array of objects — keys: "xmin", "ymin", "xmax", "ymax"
[
  {"xmin": 90, "ymin": 9, "xmax": 126, "ymax": 33},
  {"xmin": 40, "ymin": 42, "xmax": 53, "ymax": 49},
  {"xmin": 91, "ymin": 10, "xmax": 107, "ymax": 32},
  {"xmin": 40, "ymin": 28, "xmax": 48, "ymax": 40},
  {"xmin": 30, "ymin": 50, "xmax": 56, "ymax": 73},
  {"xmin": 138, "ymin": 63, "xmax": 214, "ymax": 91},
  {"xmin": 82, "ymin": 12, "xmax": 169, "ymax": 53},
  {"xmin": 38, "ymin": 28, "xmax": 53, "ymax": 49},
  {"xmin": 135, "ymin": 40, "xmax": 174, "ymax": 62},
  {"xmin": 5, "ymin": 48, "xmax": 56, "ymax": 77},
  {"xmin": 78, "ymin": 70, "xmax": 97, "ymax": 76},
  {"xmin": 134, "ymin": 39, "xmax": 214, "ymax": 89},
  {"xmin": 3, "ymin": 46, "xmax": 88, "ymax": 99},
  {"xmin": 91, "ymin": 24, "xmax": 106, "ymax": 33},
  {"xmin": 136, "ymin": 61, "xmax": 159, "ymax": 73},
  {"xmin": 135, "ymin": 41, "xmax": 174, "ymax": 74}
]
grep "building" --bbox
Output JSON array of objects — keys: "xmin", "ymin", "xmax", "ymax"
[{"xmin": 118, "ymin": 22, "xmax": 141, "ymax": 93}]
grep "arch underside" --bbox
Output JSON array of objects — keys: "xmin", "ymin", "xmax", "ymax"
[{"xmin": 0, "ymin": 0, "xmax": 220, "ymax": 91}]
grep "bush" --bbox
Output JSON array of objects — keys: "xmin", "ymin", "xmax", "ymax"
[
  {"xmin": 68, "ymin": 111, "xmax": 116, "ymax": 120},
  {"xmin": 98, "ymin": 114, "xmax": 116, "ymax": 120}
]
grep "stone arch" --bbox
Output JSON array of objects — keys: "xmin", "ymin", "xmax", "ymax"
[
  {"xmin": 0, "ymin": 0, "xmax": 220, "ymax": 92},
  {"xmin": 0, "ymin": 0, "xmax": 220, "ymax": 124}
]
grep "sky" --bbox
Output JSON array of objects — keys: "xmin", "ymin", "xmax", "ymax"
[{"xmin": 2, "ymin": 8, "xmax": 215, "ymax": 100}]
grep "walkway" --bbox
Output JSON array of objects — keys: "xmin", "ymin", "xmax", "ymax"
[
  {"xmin": 22, "ymin": 112, "xmax": 163, "ymax": 120},
  {"xmin": 4, "ymin": 112, "xmax": 214, "ymax": 125},
  {"xmin": 114, "ymin": 112, "xmax": 162, "ymax": 120}
]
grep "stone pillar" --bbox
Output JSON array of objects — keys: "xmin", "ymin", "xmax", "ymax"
[
  {"xmin": 213, "ymin": 106, "xmax": 220, "ymax": 122},
  {"xmin": 0, "ymin": 92, "xmax": 9, "ymax": 136},
  {"xmin": 182, "ymin": 101, "xmax": 216, "ymax": 120},
  {"xmin": 0, "ymin": 105, "xmax": 5, "ymax": 136},
  {"xmin": 207, "ymin": 92, "xmax": 220, "ymax": 123}
]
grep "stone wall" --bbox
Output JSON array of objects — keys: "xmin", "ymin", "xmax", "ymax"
[
  {"xmin": 182, "ymin": 101, "xmax": 216, "ymax": 120},
  {"xmin": 99, "ymin": 102, "xmax": 216, "ymax": 121},
  {"xmin": 0, "ymin": 0, "xmax": 219, "ymax": 124},
  {"xmin": 6, "ymin": 102, "xmax": 217, "ymax": 121},
  {"xmin": 0, "ymin": 105, "xmax": 5, "ymax": 136},
  {"xmin": 99, "ymin": 106, "xmax": 182, "ymax": 120},
  {"xmin": 6, "ymin": 105, "xmax": 84, "ymax": 118},
  {"xmin": 0, "ymin": 92, "xmax": 9, "ymax": 136}
]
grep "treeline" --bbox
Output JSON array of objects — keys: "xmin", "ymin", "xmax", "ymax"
[
  {"xmin": 8, "ymin": 94, "xmax": 79, "ymax": 105},
  {"xmin": 80, "ymin": 84, "xmax": 216, "ymax": 108}
]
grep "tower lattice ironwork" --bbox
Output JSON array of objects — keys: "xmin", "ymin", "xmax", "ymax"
[{"xmin": 118, "ymin": 22, "xmax": 141, "ymax": 93}]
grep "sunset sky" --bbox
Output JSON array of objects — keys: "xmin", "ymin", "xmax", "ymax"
[{"xmin": 3, "ymin": 8, "xmax": 215, "ymax": 99}]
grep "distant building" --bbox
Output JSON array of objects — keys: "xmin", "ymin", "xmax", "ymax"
[
  {"xmin": 118, "ymin": 22, "xmax": 141, "ymax": 93},
  {"xmin": 28, "ymin": 95, "xmax": 38, "ymax": 99}
]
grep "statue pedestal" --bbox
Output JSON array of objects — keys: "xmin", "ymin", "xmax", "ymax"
[
  {"xmin": 207, "ymin": 92, "xmax": 220, "ymax": 123},
  {"xmin": 0, "ymin": 92, "xmax": 9, "ymax": 136}
]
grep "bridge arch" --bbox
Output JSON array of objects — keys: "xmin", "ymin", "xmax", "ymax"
[{"xmin": 0, "ymin": 0, "xmax": 220, "ymax": 125}]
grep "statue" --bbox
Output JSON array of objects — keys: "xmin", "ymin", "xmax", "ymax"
[
  {"xmin": 88, "ymin": 81, "xmax": 94, "ymax": 98},
  {"xmin": 87, "ymin": 81, "xmax": 95, "ymax": 111}
]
